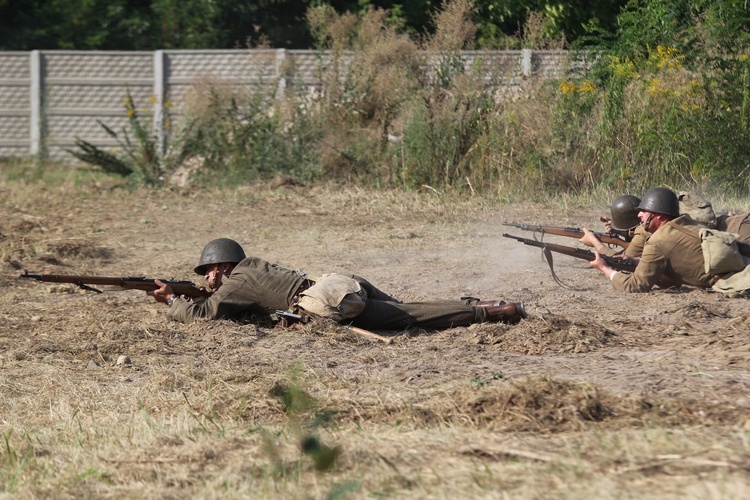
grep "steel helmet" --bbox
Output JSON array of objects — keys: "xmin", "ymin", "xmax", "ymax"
[
  {"xmin": 194, "ymin": 238, "xmax": 246, "ymax": 275},
  {"xmin": 609, "ymin": 194, "xmax": 641, "ymax": 230},
  {"xmin": 636, "ymin": 187, "xmax": 680, "ymax": 217}
]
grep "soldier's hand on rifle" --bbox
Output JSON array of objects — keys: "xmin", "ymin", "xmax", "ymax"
[
  {"xmin": 147, "ymin": 279, "xmax": 175, "ymax": 304},
  {"xmin": 578, "ymin": 227, "xmax": 604, "ymax": 252},
  {"xmin": 600, "ymin": 216, "xmax": 613, "ymax": 233},
  {"xmin": 588, "ymin": 250, "xmax": 616, "ymax": 279}
]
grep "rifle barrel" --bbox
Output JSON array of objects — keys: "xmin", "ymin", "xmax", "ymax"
[
  {"xmin": 502, "ymin": 222, "xmax": 629, "ymax": 248},
  {"xmin": 20, "ymin": 272, "xmax": 210, "ymax": 298},
  {"xmin": 502, "ymin": 233, "xmax": 636, "ymax": 272}
]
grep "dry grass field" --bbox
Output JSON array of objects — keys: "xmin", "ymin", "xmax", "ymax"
[{"xmin": 2, "ymin": 179, "xmax": 749, "ymax": 498}]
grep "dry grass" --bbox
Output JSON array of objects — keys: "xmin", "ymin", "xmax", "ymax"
[{"xmin": 2, "ymin": 179, "xmax": 750, "ymax": 497}]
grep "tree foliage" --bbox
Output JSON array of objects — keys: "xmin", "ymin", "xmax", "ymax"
[{"xmin": 1, "ymin": 0, "xmax": 627, "ymax": 50}]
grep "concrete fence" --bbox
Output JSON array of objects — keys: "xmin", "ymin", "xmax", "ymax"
[{"xmin": 0, "ymin": 49, "xmax": 587, "ymax": 160}]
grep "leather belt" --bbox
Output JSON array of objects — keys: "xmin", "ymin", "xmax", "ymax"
[{"xmin": 292, "ymin": 278, "xmax": 315, "ymax": 303}]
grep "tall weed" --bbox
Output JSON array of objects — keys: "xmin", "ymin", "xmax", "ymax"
[
  {"xmin": 307, "ymin": 5, "xmax": 421, "ymax": 182},
  {"xmin": 66, "ymin": 89, "xmax": 191, "ymax": 186},
  {"xmin": 63, "ymin": 0, "xmax": 750, "ymax": 196},
  {"xmin": 178, "ymin": 74, "xmax": 323, "ymax": 187}
]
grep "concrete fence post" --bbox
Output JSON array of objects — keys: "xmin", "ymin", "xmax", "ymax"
[
  {"xmin": 30, "ymin": 50, "xmax": 42, "ymax": 156},
  {"xmin": 521, "ymin": 49, "xmax": 532, "ymax": 78},
  {"xmin": 275, "ymin": 49, "xmax": 287, "ymax": 100},
  {"xmin": 153, "ymin": 50, "xmax": 165, "ymax": 158}
]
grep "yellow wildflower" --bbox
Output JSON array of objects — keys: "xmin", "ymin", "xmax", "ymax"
[
  {"xmin": 647, "ymin": 78, "xmax": 663, "ymax": 95},
  {"xmin": 650, "ymin": 45, "xmax": 683, "ymax": 69},
  {"xmin": 559, "ymin": 81, "xmax": 576, "ymax": 94},
  {"xmin": 608, "ymin": 55, "xmax": 637, "ymax": 79},
  {"xmin": 577, "ymin": 80, "xmax": 596, "ymax": 93}
]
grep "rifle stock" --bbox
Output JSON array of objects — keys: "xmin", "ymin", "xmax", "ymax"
[
  {"xmin": 502, "ymin": 233, "xmax": 637, "ymax": 273},
  {"xmin": 502, "ymin": 222, "xmax": 630, "ymax": 248},
  {"xmin": 20, "ymin": 271, "xmax": 211, "ymax": 299}
]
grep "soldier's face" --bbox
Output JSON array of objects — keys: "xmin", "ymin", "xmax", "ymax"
[
  {"xmin": 204, "ymin": 263, "xmax": 233, "ymax": 291},
  {"xmin": 638, "ymin": 210, "xmax": 650, "ymax": 225},
  {"xmin": 639, "ymin": 210, "xmax": 668, "ymax": 232}
]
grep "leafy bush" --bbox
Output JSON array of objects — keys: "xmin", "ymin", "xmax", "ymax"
[{"xmin": 576, "ymin": 0, "xmax": 750, "ymax": 192}]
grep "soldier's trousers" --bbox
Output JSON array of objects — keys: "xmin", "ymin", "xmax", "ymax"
[{"xmin": 349, "ymin": 276, "xmax": 488, "ymax": 330}]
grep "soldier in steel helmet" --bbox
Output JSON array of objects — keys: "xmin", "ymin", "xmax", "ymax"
[
  {"xmin": 601, "ymin": 194, "xmax": 642, "ymax": 240},
  {"xmin": 147, "ymin": 238, "xmax": 528, "ymax": 329},
  {"xmin": 579, "ymin": 194, "xmax": 651, "ymax": 259},
  {"xmin": 589, "ymin": 187, "xmax": 717, "ymax": 292}
]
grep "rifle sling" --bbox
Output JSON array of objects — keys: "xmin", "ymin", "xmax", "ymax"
[
  {"xmin": 74, "ymin": 281, "xmax": 103, "ymax": 293},
  {"xmin": 542, "ymin": 245, "xmax": 586, "ymax": 291}
]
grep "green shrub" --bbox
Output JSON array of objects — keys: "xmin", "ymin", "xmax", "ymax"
[{"xmin": 66, "ymin": 89, "xmax": 192, "ymax": 186}]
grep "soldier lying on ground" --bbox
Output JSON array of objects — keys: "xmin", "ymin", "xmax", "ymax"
[
  {"xmin": 581, "ymin": 191, "xmax": 742, "ymax": 260},
  {"xmin": 588, "ymin": 187, "xmax": 750, "ymax": 293},
  {"xmin": 599, "ymin": 194, "xmax": 642, "ymax": 242},
  {"xmin": 146, "ymin": 238, "xmax": 527, "ymax": 329}
]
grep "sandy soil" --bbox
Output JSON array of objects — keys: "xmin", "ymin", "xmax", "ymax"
[{"xmin": 1, "ymin": 182, "xmax": 749, "ymax": 497}]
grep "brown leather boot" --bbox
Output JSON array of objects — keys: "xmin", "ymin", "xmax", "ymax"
[{"xmin": 483, "ymin": 302, "xmax": 527, "ymax": 324}]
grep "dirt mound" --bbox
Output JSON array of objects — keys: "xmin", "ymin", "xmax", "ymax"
[
  {"xmin": 472, "ymin": 314, "xmax": 619, "ymax": 354},
  {"xmin": 341, "ymin": 375, "xmax": 747, "ymax": 433}
]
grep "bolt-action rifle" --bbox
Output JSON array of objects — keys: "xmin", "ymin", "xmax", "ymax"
[
  {"xmin": 20, "ymin": 271, "xmax": 211, "ymax": 299},
  {"xmin": 503, "ymin": 233, "xmax": 637, "ymax": 289},
  {"xmin": 502, "ymin": 222, "xmax": 630, "ymax": 249}
]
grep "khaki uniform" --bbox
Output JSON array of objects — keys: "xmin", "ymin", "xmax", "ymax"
[
  {"xmin": 169, "ymin": 257, "xmax": 305, "ymax": 323},
  {"xmin": 612, "ymin": 215, "xmax": 714, "ymax": 292},
  {"xmin": 601, "ymin": 226, "xmax": 651, "ymax": 258},
  {"xmin": 169, "ymin": 256, "xmax": 490, "ymax": 329},
  {"xmin": 716, "ymin": 212, "xmax": 750, "ymax": 241}
]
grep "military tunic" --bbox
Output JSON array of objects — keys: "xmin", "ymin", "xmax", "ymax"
[
  {"xmin": 716, "ymin": 212, "xmax": 750, "ymax": 241},
  {"xmin": 168, "ymin": 257, "xmax": 490, "ymax": 329},
  {"xmin": 169, "ymin": 257, "xmax": 305, "ymax": 323},
  {"xmin": 601, "ymin": 225, "xmax": 651, "ymax": 258},
  {"xmin": 611, "ymin": 215, "xmax": 713, "ymax": 292}
]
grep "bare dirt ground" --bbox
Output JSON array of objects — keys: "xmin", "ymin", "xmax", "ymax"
[{"xmin": 1, "ymin": 181, "xmax": 749, "ymax": 498}]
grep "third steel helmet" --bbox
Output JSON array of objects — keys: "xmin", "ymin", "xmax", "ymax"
[
  {"xmin": 609, "ymin": 194, "xmax": 641, "ymax": 231},
  {"xmin": 636, "ymin": 187, "xmax": 680, "ymax": 217},
  {"xmin": 194, "ymin": 238, "xmax": 246, "ymax": 275}
]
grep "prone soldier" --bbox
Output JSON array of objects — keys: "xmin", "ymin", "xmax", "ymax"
[
  {"xmin": 580, "ymin": 194, "xmax": 650, "ymax": 259},
  {"xmin": 589, "ymin": 187, "xmax": 750, "ymax": 293},
  {"xmin": 146, "ymin": 238, "xmax": 528, "ymax": 329}
]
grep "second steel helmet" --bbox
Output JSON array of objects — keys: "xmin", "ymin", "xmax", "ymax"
[
  {"xmin": 636, "ymin": 187, "xmax": 680, "ymax": 217},
  {"xmin": 609, "ymin": 194, "xmax": 641, "ymax": 230},
  {"xmin": 194, "ymin": 238, "xmax": 246, "ymax": 275}
]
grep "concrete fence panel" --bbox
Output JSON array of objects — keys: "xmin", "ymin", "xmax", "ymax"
[{"xmin": 0, "ymin": 49, "xmax": 585, "ymax": 161}]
